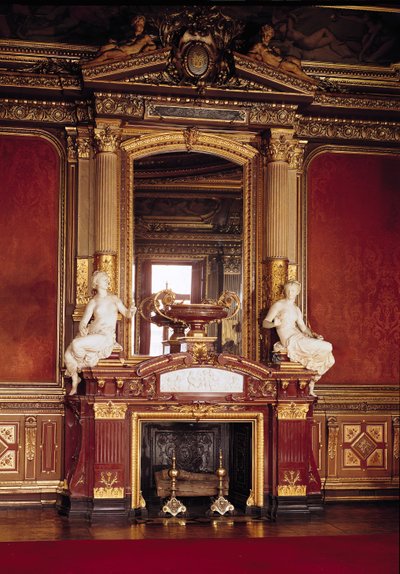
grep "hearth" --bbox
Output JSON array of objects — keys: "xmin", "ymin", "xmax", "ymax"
[{"xmin": 140, "ymin": 421, "xmax": 252, "ymax": 516}]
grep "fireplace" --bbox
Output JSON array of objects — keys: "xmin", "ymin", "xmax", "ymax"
[
  {"xmin": 140, "ymin": 420, "xmax": 253, "ymax": 514},
  {"xmin": 61, "ymin": 349, "xmax": 321, "ymax": 520},
  {"xmin": 131, "ymin": 410, "xmax": 266, "ymax": 514}
]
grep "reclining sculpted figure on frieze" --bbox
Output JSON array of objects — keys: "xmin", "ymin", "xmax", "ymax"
[
  {"xmin": 262, "ymin": 280, "xmax": 335, "ymax": 397},
  {"xmin": 247, "ymin": 24, "xmax": 319, "ymax": 85},
  {"xmin": 64, "ymin": 271, "xmax": 136, "ymax": 395}
]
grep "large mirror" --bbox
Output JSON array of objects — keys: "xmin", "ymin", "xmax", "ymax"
[{"xmin": 132, "ymin": 151, "xmax": 243, "ymax": 357}]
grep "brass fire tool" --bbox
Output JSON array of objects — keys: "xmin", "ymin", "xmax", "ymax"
[
  {"xmin": 210, "ymin": 449, "xmax": 234, "ymax": 516},
  {"xmin": 162, "ymin": 451, "xmax": 187, "ymax": 517}
]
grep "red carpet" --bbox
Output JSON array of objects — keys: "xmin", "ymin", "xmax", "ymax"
[{"xmin": 2, "ymin": 534, "xmax": 398, "ymax": 574}]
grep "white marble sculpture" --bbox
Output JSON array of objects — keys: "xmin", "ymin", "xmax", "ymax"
[
  {"xmin": 263, "ymin": 280, "xmax": 335, "ymax": 396},
  {"xmin": 64, "ymin": 270, "xmax": 136, "ymax": 395}
]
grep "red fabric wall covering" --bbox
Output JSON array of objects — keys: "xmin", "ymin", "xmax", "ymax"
[
  {"xmin": 0, "ymin": 135, "xmax": 60, "ymax": 382},
  {"xmin": 307, "ymin": 151, "xmax": 400, "ymax": 384}
]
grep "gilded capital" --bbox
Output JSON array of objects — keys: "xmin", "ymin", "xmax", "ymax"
[
  {"xmin": 94, "ymin": 125, "xmax": 121, "ymax": 153},
  {"xmin": 287, "ymin": 140, "xmax": 308, "ymax": 170},
  {"xmin": 266, "ymin": 129, "xmax": 296, "ymax": 163},
  {"xmin": 77, "ymin": 136, "xmax": 92, "ymax": 159}
]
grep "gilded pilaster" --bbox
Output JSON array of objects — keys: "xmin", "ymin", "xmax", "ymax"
[
  {"xmin": 287, "ymin": 139, "xmax": 307, "ymax": 280},
  {"xmin": 93, "ymin": 122, "xmax": 121, "ymax": 293},
  {"xmin": 263, "ymin": 129, "xmax": 296, "ymax": 309}
]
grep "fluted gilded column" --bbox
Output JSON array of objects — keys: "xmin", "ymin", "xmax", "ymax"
[
  {"xmin": 93, "ymin": 122, "xmax": 121, "ymax": 293},
  {"xmin": 287, "ymin": 139, "xmax": 307, "ymax": 283},
  {"xmin": 264, "ymin": 128, "xmax": 296, "ymax": 308}
]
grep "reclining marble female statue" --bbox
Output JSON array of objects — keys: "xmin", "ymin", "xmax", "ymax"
[
  {"xmin": 64, "ymin": 270, "xmax": 136, "ymax": 395},
  {"xmin": 263, "ymin": 280, "xmax": 335, "ymax": 397}
]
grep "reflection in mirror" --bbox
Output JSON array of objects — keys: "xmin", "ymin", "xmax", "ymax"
[{"xmin": 132, "ymin": 151, "xmax": 243, "ymax": 356}]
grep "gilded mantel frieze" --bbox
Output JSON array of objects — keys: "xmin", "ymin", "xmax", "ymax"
[
  {"xmin": 93, "ymin": 401, "xmax": 127, "ymax": 420},
  {"xmin": 277, "ymin": 402, "xmax": 309, "ymax": 420},
  {"xmin": 295, "ymin": 116, "xmax": 400, "ymax": 143}
]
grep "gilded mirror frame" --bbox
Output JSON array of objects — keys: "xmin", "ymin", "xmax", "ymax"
[{"xmin": 120, "ymin": 130, "xmax": 262, "ymax": 361}]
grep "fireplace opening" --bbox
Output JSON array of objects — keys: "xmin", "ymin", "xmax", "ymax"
[{"xmin": 140, "ymin": 421, "xmax": 253, "ymax": 517}]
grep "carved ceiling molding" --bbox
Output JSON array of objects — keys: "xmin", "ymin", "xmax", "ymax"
[
  {"xmin": 0, "ymin": 39, "xmax": 95, "ymax": 60},
  {"xmin": 295, "ymin": 116, "xmax": 400, "ymax": 143},
  {"xmin": 0, "ymin": 72, "xmax": 81, "ymax": 92}
]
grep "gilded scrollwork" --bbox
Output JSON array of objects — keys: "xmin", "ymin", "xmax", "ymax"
[
  {"xmin": 263, "ymin": 258, "xmax": 288, "ymax": 310},
  {"xmin": 248, "ymin": 379, "xmax": 277, "ymax": 399},
  {"xmin": 327, "ymin": 416, "xmax": 339, "ymax": 460},
  {"xmin": 287, "ymin": 140, "xmax": 307, "ymax": 171},
  {"xmin": 76, "ymin": 258, "xmax": 90, "ymax": 306},
  {"xmin": 25, "ymin": 416, "xmax": 37, "ymax": 462},
  {"xmin": 393, "ymin": 416, "xmax": 399, "ymax": 460}
]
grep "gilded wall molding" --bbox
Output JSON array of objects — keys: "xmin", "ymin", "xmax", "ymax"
[
  {"xmin": 393, "ymin": 416, "xmax": 399, "ymax": 460},
  {"xmin": 25, "ymin": 416, "xmax": 37, "ymax": 463},
  {"xmin": 296, "ymin": 116, "xmax": 400, "ymax": 143}
]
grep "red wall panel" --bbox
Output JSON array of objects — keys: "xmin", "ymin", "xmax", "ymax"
[
  {"xmin": 307, "ymin": 151, "xmax": 400, "ymax": 384},
  {"xmin": 0, "ymin": 135, "xmax": 60, "ymax": 382}
]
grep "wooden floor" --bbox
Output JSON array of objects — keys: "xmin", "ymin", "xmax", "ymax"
[{"xmin": 0, "ymin": 502, "xmax": 398, "ymax": 542}]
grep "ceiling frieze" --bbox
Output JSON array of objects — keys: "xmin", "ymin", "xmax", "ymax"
[
  {"xmin": 0, "ymin": 97, "xmax": 82, "ymax": 124},
  {"xmin": 295, "ymin": 115, "xmax": 400, "ymax": 143}
]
